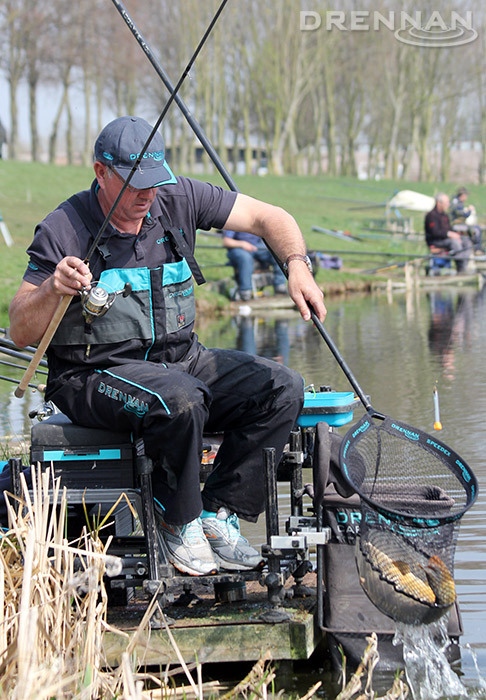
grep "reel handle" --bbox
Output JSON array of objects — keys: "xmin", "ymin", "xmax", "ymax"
[{"xmin": 14, "ymin": 295, "xmax": 72, "ymax": 398}]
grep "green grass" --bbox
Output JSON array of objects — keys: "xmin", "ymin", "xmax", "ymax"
[{"xmin": 1, "ymin": 160, "xmax": 483, "ymax": 325}]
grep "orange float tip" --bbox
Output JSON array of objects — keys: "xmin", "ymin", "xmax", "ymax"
[{"xmin": 434, "ymin": 421, "xmax": 443, "ymax": 431}]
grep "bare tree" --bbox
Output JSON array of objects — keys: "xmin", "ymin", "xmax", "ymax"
[{"xmin": 1, "ymin": 0, "xmax": 26, "ymax": 159}]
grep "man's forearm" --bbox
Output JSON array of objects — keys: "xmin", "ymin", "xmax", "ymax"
[
  {"xmin": 9, "ymin": 278, "xmax": 61, "ymax": 347},
  {"xmin": 224, "ymin": 194, "xmax": 306, "ymax": 263}
]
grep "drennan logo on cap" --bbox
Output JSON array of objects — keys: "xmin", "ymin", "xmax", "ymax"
[{"xmin": 129, "ymin": 151, "xmax": 164, "ymax": 161}]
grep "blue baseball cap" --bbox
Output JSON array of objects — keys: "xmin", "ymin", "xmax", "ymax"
[{"xmin": 94, "ymin": 116, "xmax": 177, "ymax": 189}]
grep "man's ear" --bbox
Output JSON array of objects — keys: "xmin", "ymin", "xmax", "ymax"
[{"xmin": 93, "ymin": 161, "xmax": 107, "ymax": 189}]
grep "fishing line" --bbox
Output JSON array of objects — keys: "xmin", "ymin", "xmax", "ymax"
[{"xmin": 85, "ymin": 0, "xmax": 230, "ymax": 263}]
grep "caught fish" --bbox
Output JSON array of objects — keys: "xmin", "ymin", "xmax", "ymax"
[
  {"xmin": 422, "ymin": 554, "xmax": 456, "ymax": 607},
  {"xmin": 364, "ymin": 542, "xmax": 436, "ymax": 605},
  {"xmin": 388, "ymin": 560, "xmax": 436, "ymax": 605}
]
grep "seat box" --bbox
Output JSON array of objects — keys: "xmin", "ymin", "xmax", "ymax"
[{"xmin": 30, "ymin": 414, "xmax": 135, "ymax": 490}]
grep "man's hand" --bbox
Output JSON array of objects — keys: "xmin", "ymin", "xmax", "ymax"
[
  {"xmin": 447, "ymin": 231, "xmax": 461, "ymax": 240},
  {"xmin": 51, "ymin": 256, "xmax": 92, "ymax": 295},
  {"xmin": 239, "ymin": 241, "xmax": 258, "ymax": 253},
  {"xmin": 286, "ymin": 259, "xmax": 326, "ymax": 322},
  {"xmin": 9, "ymin": 256, "xmax": 92, "ymax": 347}
]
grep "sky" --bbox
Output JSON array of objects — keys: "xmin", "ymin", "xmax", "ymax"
[
  {"xmin": 0, "ymin": 78, "xmax": 57, "ymax": 147},
  {"xmin": 0, "ymin": 77, "xmax": 116, "ymax": 159}
]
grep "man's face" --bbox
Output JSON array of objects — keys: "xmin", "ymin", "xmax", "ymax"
[
  {"xmin": 95, "ymin": 162, "xmax": 158, "ymax": 222},
  {"xmin": 437, "ymin": 196, "xmax": 449, "ymax": 213}
]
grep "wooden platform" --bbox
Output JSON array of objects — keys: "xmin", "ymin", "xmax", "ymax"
[
  {"xmin": 229, "ymin": 295, "xmax": 297, "ymax": 314},
  {"xmin": 104, "ymin": 574, "xmax": 321, "ymax": 666}
]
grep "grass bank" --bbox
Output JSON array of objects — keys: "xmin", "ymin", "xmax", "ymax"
[{"xmin": 1, "ymin": 160, "xmax": 482, "ymax": 323}]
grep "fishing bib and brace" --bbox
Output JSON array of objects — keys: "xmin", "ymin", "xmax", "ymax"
[{"xmin": 49, "ymin": 197, "xmax": 206, "ymax": 369}]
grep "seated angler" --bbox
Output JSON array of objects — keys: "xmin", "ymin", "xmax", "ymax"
[
  {"xmin": 8, "ymin": 116, "xmax": 326, "ymax": 577},
  {"xmin": 449, "ymin": 187, "xmax": 483, "ymax": 252},
  {"xmin": 425, "ymin": 193, "xmax": 472, "ymax": 274},
  {"xmin": 222, "ymin": 229, "xmax": 288, "ymax": 301}
]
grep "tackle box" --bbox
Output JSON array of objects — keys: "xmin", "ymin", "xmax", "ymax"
[
  {"xmin": 297, "ymin": 390, "xmax": 358, "ymax": 428},
  {"xmin": 30, "ymin": 414, "xmax": 135, "ymax": 490}
]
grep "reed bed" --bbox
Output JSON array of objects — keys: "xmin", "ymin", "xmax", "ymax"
[
  {"xmin": 0, "ymin": 465, "xmax": 408, "ymax": 699},
  {"xmin": 0, "ymin": 466, "xmax": 308, "ymax": 700},
  {"xmin": 0, "ymin": 465, "xmax": 220, "ymax": 699}
]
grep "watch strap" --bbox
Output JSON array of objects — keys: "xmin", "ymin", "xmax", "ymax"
[{"xmin": 283, "ymin": 254, "xmax": 312, "ymax": 273}]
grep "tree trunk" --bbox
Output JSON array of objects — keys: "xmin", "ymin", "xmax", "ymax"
[
  {"xmin": 324, "ymin": 76, "xmax": 337, "ymax": 176},
  {"xmin": 8, "ymin": 78, "xmax": 19, "ymax": 160},
  {"xmin": 82, "ymin": 69, "xmax": 92, "ymax": 166},
  {"xmin": 28, "ymin": 71, "xmax": 39, "ymax": 161},
  {"xmin": 384, "ymin": 51, "xmax": 407, "ymax": 179},
  {"xmin": 48, "ymin": 83, "xmax": 68, "ymax": 164}
]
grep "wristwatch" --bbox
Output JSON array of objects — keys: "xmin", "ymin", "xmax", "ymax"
[{"xmin": 283, "ymin": 254, "xmax": 313, "ymax": 274}]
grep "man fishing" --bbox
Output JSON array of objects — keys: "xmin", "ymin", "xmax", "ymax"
[
  {"xmin": 424, "ymin": 193, "xmax": 473, "ymax": 274},
  {"xmin": 9, "ymin": 115, "xmax": 326, "ymax": 576}
]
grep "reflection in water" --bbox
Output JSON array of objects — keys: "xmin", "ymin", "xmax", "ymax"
[
  {"xmin": 234, "ymin": 316, "xmax": 290, "ymax": 366},
  {"xmin": 198, "ymin": 287, "xmax": 486, "ymax": 690},
  {"xmin": 427, "ymin": 290, "xmax": 477, "ymax": 382}
]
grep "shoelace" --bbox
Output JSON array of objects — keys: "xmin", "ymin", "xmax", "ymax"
[
  {"xmin": 181, "ymin": 518, "xmax": 206, "ymax": 545},
  {"xmin": 225, "ymin": 513, "xmax": 242, "ymax": 544}
]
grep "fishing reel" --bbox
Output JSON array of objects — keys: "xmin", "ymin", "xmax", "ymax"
[{"xmin": 80, "ymin": 281, "xmax": 132, "ymax": 324}]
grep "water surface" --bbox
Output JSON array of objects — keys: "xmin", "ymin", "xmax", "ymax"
[{"xmin": 197, "ymin": 285, "xmax": 486, "ymax": 691}]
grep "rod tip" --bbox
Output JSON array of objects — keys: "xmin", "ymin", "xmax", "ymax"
[{"xmin": 434, "ymin": 421, "xmax": 443, "ymax": 431}]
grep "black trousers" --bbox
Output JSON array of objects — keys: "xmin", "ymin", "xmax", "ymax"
[{"xmin": 50, "ymin": 345, "xmax": 304, "ymax": 525}]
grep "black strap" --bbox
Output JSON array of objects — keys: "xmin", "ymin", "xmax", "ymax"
[
  {"xmin": 68, "ymin": 194, "xmax": 205, "ymax": 286},
  {"xmin": 67, "ymin": 194, "xmax": 111, "ymax": 262},
  {"xmin": 166, "ymin": 225, "xmax": 206, "ymax": 285},
  {"xmin": 156, "ymin": 210, "xmax": 205, "ymax": 286}
]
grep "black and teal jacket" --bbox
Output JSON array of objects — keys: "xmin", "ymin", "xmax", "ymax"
[{"xmin": 23, "ymin": 177, "xmax": 236, "ymax": 389}]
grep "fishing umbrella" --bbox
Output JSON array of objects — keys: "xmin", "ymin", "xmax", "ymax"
[{"xmin": 387, "ymin": 190, "xmax": 435, "ymax": 212}]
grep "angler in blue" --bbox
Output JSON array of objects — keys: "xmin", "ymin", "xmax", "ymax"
[{"xmin": 8, "ymin": 116, "xmax": 326, "ymax": 576}]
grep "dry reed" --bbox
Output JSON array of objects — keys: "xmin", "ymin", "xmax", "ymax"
[
  {"xmin": 0, "ymin": 466, "xmax": 304, "ymax": 700},
  {"xmin": 0, "ymin": 464, "xmax": 406, "ymax": 700},
  {"xmin": 0, "ymin": 465, "xmax": 205, "ymax": 699}
]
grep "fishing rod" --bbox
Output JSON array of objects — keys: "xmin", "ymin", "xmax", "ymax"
[
  {"xmin": 111, "ymin": 4, "xmax": 293, "ymax": 288},
  {"xmin": 311, "ymin": 225, "xmax": 363, "ymax": 242},
  {"xmin": 0, "ymin": 358, "xmax": 47, "ymax": 374},
  {"xmin": 362, "ymin": 227, "xmax": 421, "ymax": 236},
  {"xmin": 309, "ymin": 249, "xmax": 457, "ymax": 259},
  {"xmin": 362, "ymin": 258, "xmax": 429, "ymax": 274},
  {"xmin": 14, "ymin": 0, "xmax": 229, "ymax": 400},
  {"xmin": 0, "ymin": 343, "xmax": 48, "ymax": 367},
  {"xmin": 111, "ymin": 0, "xmax": 237, "ymax": 194},
  {"xmin": 111, "ymin": 3, "xmax": 376, "ymax": 412}
]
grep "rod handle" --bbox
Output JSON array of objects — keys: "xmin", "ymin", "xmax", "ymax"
[{"xmin": 14, "ymin": 295, "xmax": 72, "ymax": 398}]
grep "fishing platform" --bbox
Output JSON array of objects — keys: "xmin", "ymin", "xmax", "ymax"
[{"xmin": 2, "ymin": 360, "xmax": 465, "ymax": 670}]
